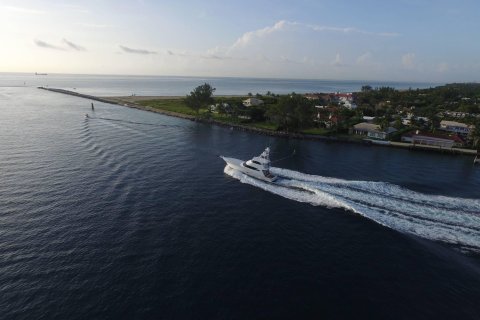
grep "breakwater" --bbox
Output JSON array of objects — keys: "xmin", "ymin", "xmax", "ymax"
[{"xmin": 38, "ymin": 87, "xmax": 117, "ymax": 104}]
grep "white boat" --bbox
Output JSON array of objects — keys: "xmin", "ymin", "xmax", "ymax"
[{"xmin": 221, "ymin": 147, "xmax": 278, "ymax": 182}]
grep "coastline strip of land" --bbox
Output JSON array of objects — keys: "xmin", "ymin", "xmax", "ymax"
[{"xmin": 38, "ymin": 87, "xmax": 478, "ymax": 156}]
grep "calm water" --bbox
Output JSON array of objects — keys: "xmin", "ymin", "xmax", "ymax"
[
  {"xmin": 1, "ymin": 84, "xmax": 480, "ymax": 319},
  {"xmin": 0, "ymin": 72, "xmax": 440, "ymax": 96}
]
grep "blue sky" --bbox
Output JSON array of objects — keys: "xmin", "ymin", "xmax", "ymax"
[{"xmin": 1, "ymin": 0, "xmax": 479, "ymax": 82}]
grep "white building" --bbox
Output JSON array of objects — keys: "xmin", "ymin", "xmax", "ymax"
[
  {"xmin": 243, "ymin": 97, "xmax": 264, "ymax": 107},
  {"xmin": 209, "ymin": 103, "xmax": 230, "ymax": 113},
  {"xmin": 352, "ymin": 122, "xmax": 397, "ymax": 140},
  {"xmin": 401, "ymin": 131, "xmax": 464, "ymax": 148},
  {"xmin": 339, "ymin": 96, "xmax": 357, "ymax": 109},
  {"xmin": 439, "ymin": 120, "xmax": 475, "ymax": 135},
  {"xmin": 362, "ymin": 116, "xmax": 375, "ymax": 123}
]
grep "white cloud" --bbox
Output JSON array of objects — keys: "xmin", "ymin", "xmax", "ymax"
[
  {"xmin": 119, "ymin": 45, "xmax": 157, "ymax": 55},
  {"xmin": 402, "ymin": 53, "xmax": 416, "ymax": 69},
  {"xmin": 437, "ymin": 62, "xmax": 449, "ymax": 73},
  {"xmin": 229, "ymin": 20, "xmax": 398, "ymax": 52},
  {"xmin": 230, "ymin": 20, "xmax": 291, "ymax": 50},
  {"xmin": 34, "ymin": 39, "xmax": 65, "ymax": 50},
  {"xmin": 58, "ymin": 4, "xmax": 89, "ymax": 14},
  {"xmin": 79, "ymin": 23, "xmax": 113, "ymax": 28},
  {"xmin": 63, "ymin": 39, "xmax": 86, "ymax": 51},
  {"xmin": 3, "ymin": 5, "xmax": 46, "ymax": 14},
  {"xmin": 332, "ymin": 53, "xmax": 343, "ymax": 67},
  {"xmin": 309, "ymin": 25, "xmax": 399, "ymax": 37},
  {"xmin": 356, "ymin": 51, "xmax": 372, "ymax": 64}
]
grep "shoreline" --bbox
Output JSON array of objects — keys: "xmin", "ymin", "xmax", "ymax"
[{"xmin": 38, "ymin": 87, "xmax": 478, "ymax": 157}]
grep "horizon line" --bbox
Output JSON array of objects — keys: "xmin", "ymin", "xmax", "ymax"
[{"xmin": 0, "ymin": 71, "xmax": 450, "ymax": 85}]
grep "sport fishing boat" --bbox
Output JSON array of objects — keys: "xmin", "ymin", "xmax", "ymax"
[{"xmin": 221, "ymin": 147, "xmax": 277, "ymax": 182}]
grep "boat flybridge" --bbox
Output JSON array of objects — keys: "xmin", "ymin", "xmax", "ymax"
[{"xmin": 221, "ymin": 147, "xmax": 278, "ymax": 182}]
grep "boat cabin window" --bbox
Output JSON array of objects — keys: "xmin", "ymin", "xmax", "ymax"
[
  {"xmin": 252, "ymin": 160, "xmax": 261, "ymax": 165},
  {"xmin": 243, "ymin": 163, "xmax": 259, "ymax": 171}
]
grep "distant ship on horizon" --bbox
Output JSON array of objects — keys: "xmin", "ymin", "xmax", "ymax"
[{"xmin": 35, "ymin": 72, "xmax": 48, "ymax": 76}]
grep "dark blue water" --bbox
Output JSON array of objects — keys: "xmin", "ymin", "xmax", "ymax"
[
  {"xmin": 0, "ymin": 72, "xmax": 439, "ymax": 96},
  {"xmin": 1, "ymin": 86, "xmax": 480, "ymax": 319}
]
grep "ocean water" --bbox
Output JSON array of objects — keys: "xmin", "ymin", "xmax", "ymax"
[
  {"xmin": 1, "ymin": 82, "xmax": 480, "ymax": 319},
  {"xmin": 0, "ymin": 72, "xmax": 439, "ymax": 96}
]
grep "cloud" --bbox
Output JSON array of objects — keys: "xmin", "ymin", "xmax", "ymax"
[
  {"xmin": 309, "ymin": 25, "xmax": 399, "ymax": 37},
  {"xmin": 58, "ymin": 4, "xmax": 89, "ymax": 14},
  {"xmin": 63, "ymin": 39, "xmax": 86, "ymax": 51},
  {"xmin": 401, "ymin": 53, "xmax": 416, "ymax": 69},
  {"xmin": 202, "ymin": 54, "xmax": 231, "ymax": 60},
  {"xmin": 119, "ymin": 45, "xmax": 157, "ymax": 55},
  {"xmin": 437, "ymin": 62, "xmax": 449, "ymax": 73},
  {"xmin": 3, "ymin": 6, "xmax": 45, "ymax": 14},
  {"xmin": 166, "ymin": 50, "xmax": 188, "ymax": 57},
  {"xmin": 79, "ymin": 23, "xmax": 112, "ymax": 28},
  {"xmin": 166, "ymin": 49, "xmax": 234, "ymax": 61},
  {"xmin": 356, "ymin": 51, "xmax": 372, "ymax": 64},
  {"xmin": 34, "ymin": 39, "xmax": 65, "ymax": 50},
  {"xmin": 230, "ymin": 20, "xmax": 291, "ymax": 50},
  {"xmin": 229, "ymin": 20, "xmax": 399, "ymax": 51},
  {"xmin": 332, "ymin": 53, "xmax": 344, "ymax": 67}
]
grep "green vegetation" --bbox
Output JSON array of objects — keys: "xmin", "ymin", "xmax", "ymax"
[
  {"xmin": 266, "ymin": 93, "xmax": 314, "ymax": 132},
  {"xmin": 301, "ymin": 127, "xmax": 330, "ymax": 135},
  {"xmin": 185, "ymin": 83, "xmax": 216, "ymax": 116},
  {"xmin": 249, "ymin": 122, "xmax": 278, "ymax": 130},
  {"xmin": 136, "ymin": 83, "xmax": 480, "ymax": 148},
  {"xmin": 138, "ymin": 99, "xmax": 197, "ymax": 116},
  {"xmin": 356, "ymin": 83, "xmax": 480, "ymax": 123}
]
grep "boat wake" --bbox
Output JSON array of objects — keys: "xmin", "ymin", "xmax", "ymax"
[{"xmin": 224, "ymin": 165, "xmax": 480, "ymax": 253}]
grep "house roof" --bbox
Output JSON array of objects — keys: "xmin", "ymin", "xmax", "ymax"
[
  {"xmin": 353, "ymin": 122, "xmax": 397, "ymax": 134},
  {"xmin": 353, "ymin": 122, "xmax": 380, "ymax": 131},
  {"xmin": 402, "ymin": 130, "xmax": 465, "ymax": 143},
  {"xmin": 440, "ymin": 120, "xmax": 473, "ymax": 128}
]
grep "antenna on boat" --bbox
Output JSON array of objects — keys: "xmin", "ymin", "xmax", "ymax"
[{"xmin": 271, "ymin": 148, "xmax": 296, "ymax": 164}]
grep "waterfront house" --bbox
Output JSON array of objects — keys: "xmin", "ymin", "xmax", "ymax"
[
  {"xmin": 401, "ymin": 113, "xmax": 430, "ymax": 126},
  {"xmin": 338, "ymin": 96, "xmax": 357, "ymax": 109},
  {"xmin": 331, "ymin": 93, "xmax": 357, "ymax": 109},
  {"xmin": 304, "ymin": 93, "xmax": 321, "ymax": 100},
  {"xmin": 209, "ymin": 103, "xmax": 231, "ymax": 113},
  {"xmin": 243, "ymin": 97, "xmax": 264, "ymax": 107},
  {"xmin": 315, "ymin": 106, "xmax": 344, "ymax": 128},
  {"xmin": 444, "ymin": 111, "xmax": 470, "ymax": 118},
  {"xmin": 401, "ymin": 130, "xmax": 465, "ymax": 148},
  {"xmin": 352, "ymin": 122, "xmax": 397, "ymax": 140},
  {"xmin": 439, "ymin": 120, "xmax": 475, "ymax": 136}
]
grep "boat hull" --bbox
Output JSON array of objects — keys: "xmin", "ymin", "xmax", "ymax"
[{"xmin": 221, "ymin": 156, "xmax": 277, "ymax": 183}]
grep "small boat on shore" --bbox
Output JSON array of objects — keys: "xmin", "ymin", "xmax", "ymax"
[{"xmin": 221, "ymin": 147, "xmax": 277, "ymax": 182}]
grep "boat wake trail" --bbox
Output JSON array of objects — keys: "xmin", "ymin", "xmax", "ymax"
[
  {"xmin": 87, "ymin": 116, "xmax": 183, "ymax": 127},
  {"xmin": 224, "ymin": 165, "xmax": 480, "ymax": 253}
]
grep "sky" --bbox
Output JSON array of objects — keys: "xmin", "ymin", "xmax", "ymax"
[{"xmin": 1, "ymin": 0, "xmax": 480, "ymax": 82}]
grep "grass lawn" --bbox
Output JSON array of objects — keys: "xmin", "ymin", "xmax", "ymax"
[
  {"xmin": 249, "ymin": 122, "xmax": 278, "ymax": 130},
  {"xmin": 301, "ymin": 127, "xmax": 330, "ymax": 135},
  {"xmin": 138, "ymin": 99, "xmax": 197, "ymax": 116}
]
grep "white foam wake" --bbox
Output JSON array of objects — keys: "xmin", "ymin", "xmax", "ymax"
[{"xmin": 224, "ymin": 165, "xmax": 480, "ymax": 253}]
